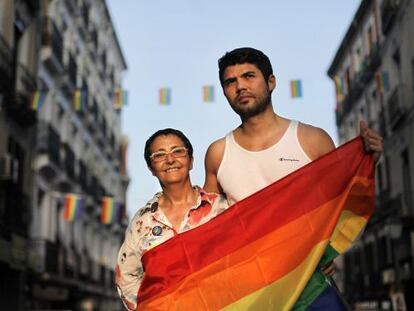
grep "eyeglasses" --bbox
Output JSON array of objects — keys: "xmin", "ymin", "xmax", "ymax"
[{"xmin": 150, "ymin": 146, "xmax": 188, "ymax": 162}]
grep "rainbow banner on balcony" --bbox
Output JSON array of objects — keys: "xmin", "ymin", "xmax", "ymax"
[
  {"xmin": 334, "ymin": 76, "xmax": 347, "ymax": 101},
  {"xmin": 375, "ymin": 71, "xmax": 390, "ymax": 94},
  {"xmin": 136, "ymin": 138, "xmax": 375, "ymax": 310},
  {"xmin": 64, "ymin": 194, "xmax": 84, "ymax": 222},
  {"xmin": 290, "ymin": 80, "xmax": 303, "ymax": 98},
  {"xmin": 114, "ymin": 88, "xmax": 129, "ymax": 110},
  {"xmin": 202, "ymin": 85, "xmax": 215, "ymax": 103},
  {"xmin": 159, "ymin": 88, "xmax": 171, "ymax": 106},
  {"xmin": 73, "ymin": 89, "xmax": 86, "ymax": 112},
  {"xmin": 101, "ymin": 197, "xmax": 121, "ymax": 224},
  {"xmin": 30, "ymin": 91, "xmax": 46, "ymax": 110}
]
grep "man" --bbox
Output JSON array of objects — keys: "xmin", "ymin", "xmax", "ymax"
[{"xmin": 204, "ymin": 47, "xmax": 383, "ymax": 309}]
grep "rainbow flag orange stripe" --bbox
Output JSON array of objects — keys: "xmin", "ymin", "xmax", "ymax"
[
  {"xmin": 137, "ymin": 138, "xmax": 374, "ymax": 310},
  {"xmin": 114, "ymin": 88, "xmax": 129, "ymax": 110},
  {"xmin": 101, "ymin": 197, "xmax": 121, "ymax": 224},
  {"xmin": 63, "ymin": 194, "xmax": 83, "ymax": 222},
  {"xmin": 30, "ymin": 91, "xmax": 45, "ymax": 110},
  {"xmin": 290, "ymin": 80, "xmax": 303, "ymax": 98},
  {"xmin": 203, "ymin": 85, "xmax": 214, "ymax": 102}
]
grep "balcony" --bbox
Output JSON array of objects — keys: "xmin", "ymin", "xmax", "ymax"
[
  {"xmin": 61, "ymin": 53, "xmax": 77, "ymax": 96},
  {"xmin": 29, "ymin": 239, "xmax": 59, "ymax": 274},
  {"xmin": 3, "ymin": 191, "xmax": 30, "ymax": 236},
  {"xmin": 360, "ymin": 42, "xmax": 381, "ymax": 85},
  {"xmin": 387, "ymin": 85, "xmax": 406, "ymax": 130},
  {"xmin": 381, "ymin": 0, "xmax": 400, "ymax": 35},
  {"xmin": 6, "ymin": 64, "xmax": 37, "ymax": 126},
  {"xmin": 35, "ymin": 122, "xmax": 61, "ymax": 180},
  {"xmin": 86, "ymin": 98, "xmax": 98, "ymax": 133},
  {"xmin": 64, "ymin": 0, "xmax": 78, "ymax": 15},
  {"xmin": 0, "ymin": 34, "xmax": 13, "ymax": 95},
  {"xmin": 63, "ymin": 143, "xmax": 76, "ymax": 181},
  {"xmin": 40, "ymin": 17, "xmax": 64, "ymax": 75}
]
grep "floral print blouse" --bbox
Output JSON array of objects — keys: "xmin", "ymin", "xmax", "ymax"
[{"xmin": 115, "ymin": 187, "xmax": 228, "ymax": 310}]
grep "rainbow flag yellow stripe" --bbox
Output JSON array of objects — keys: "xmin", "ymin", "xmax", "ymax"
[
  {"xmin": 290, "ymin": 80, "xmax": 303, "ymax": 98},
  {"xmin": 137, "ymin": 137, "xmax": 374, "ymax": 310},
  {"xmin": 64, "ymin": 194, "xmax": 83, "ymax": 222}
]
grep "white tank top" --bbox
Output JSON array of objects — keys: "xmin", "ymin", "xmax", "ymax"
[{"xmin": 217, "ymin": 120, "xmax": 311, "ymax": 205}]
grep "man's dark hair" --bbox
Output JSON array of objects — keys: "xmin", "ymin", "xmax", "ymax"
[
  {"xmin": 144, "ymin": 128, "xmax": 194, "ymax": 167},
  {"xmin": 218, "ymin": 47, "xmax": 273, "ymax": 85}
]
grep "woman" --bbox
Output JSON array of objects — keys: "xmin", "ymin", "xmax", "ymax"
[{"xmin": 115, "ymin": 128, "xmax": 228, "ymax": 310}]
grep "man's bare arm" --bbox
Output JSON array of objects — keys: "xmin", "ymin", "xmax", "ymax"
[{"xmin": 203, "ymin": 138, "xmax": 225, "ymax": 193}]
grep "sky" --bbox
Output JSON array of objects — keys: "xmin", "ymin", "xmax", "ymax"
[{"xmin": 106, "ymin": 0, "xmax": 361, "ymax": 216}]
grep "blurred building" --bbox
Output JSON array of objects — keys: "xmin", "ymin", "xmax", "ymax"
[
  {"xmin": 328, "ymin": 0, "xmax": 414, "ymax": 310},
  {"xmin": 0, "ymin": 0, "xmax": 129, "ymax": 310}
]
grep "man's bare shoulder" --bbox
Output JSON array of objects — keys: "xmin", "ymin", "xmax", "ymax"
[
  {"xmin": 298, "ymin": 122, "xmax": 335, "ymax": 160},
  {"xmin": 204, "ymin": 137, "xmax": 226, "ymax": 192},
  {"xmin": 205, "ymin": 137, "xmax": 226, "ymax": 167}
]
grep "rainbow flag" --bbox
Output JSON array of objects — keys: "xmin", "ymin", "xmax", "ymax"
[
  {"xmin": 159, "ymin": 88, "xmax": 171, "ymax": 106},
  {"xmin": 136, "ymin": 137, "xmax": 375, "ymax": 310},
  {"xmin": 290, "ymin": 80, "xmax": 303, "ymax": 98},
  {"xmin": 64, "ymin": 194, "xmax": 84, "ymax": 222},
  {"xmin": 334, "ymin": 76, "xmax": 347, "ymax": 101},
  {"xmin": 101, "ymin": 197, "xmax": 121, "ymax": 224},
  {"xmin": 114, "ymin": 88, "xmax": 129, "ymax": 110},
  {"xmin": 30, "ymin": 91, "xmax": 45, "ymax": 110},
  {"xmin": 73, "ymin": 89, "xmax": 86, "ymax": 111},
  {"xmin": 375, "ymin": 71, "xmax": 390, "ymax": 94},
  {"xmin": 203, "ymin": 85, "xmax": 214, "ymax": 102}
]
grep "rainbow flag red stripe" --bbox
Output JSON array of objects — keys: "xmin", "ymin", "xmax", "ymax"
[
  {"xmin": 203, "ymin": 85, "xmax": 214, "ymax": 102},
  {"xmin": 101, "ymin": 197, "xmax": 121, "ymax": 224},
  {"xmin": 137, "ymin": 138, "xmax": 374, "ymax": 310},
  {"xmin": 63, "ymin": 194, "xmax": 83, "ymax": 222}
]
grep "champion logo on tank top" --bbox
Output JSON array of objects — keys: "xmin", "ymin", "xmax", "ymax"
[{"xmin": 279, "ymin": 157, "xmax": 300, "ymax": 162}]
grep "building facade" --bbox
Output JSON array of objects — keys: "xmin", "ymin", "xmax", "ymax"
[
  {"xmin": 0, "ymin": 0, "xmax": 129, "ymax": 310},
  {"xmin": 328, "ymin": 0, "xmax": 414, "ymax": 310}
]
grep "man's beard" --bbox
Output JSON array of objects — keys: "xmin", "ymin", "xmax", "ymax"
[{"xmin": 231, "ymin": 93, "xmax": 271, "ymax": 120}]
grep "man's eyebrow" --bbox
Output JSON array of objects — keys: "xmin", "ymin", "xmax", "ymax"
[
  {"xmin": 223, "ymin": 77, "xmax": 236, "ymax": 84},
  {"xmin": 241, "ymin": 71, "xmax": 255, "ymax": 77}
]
